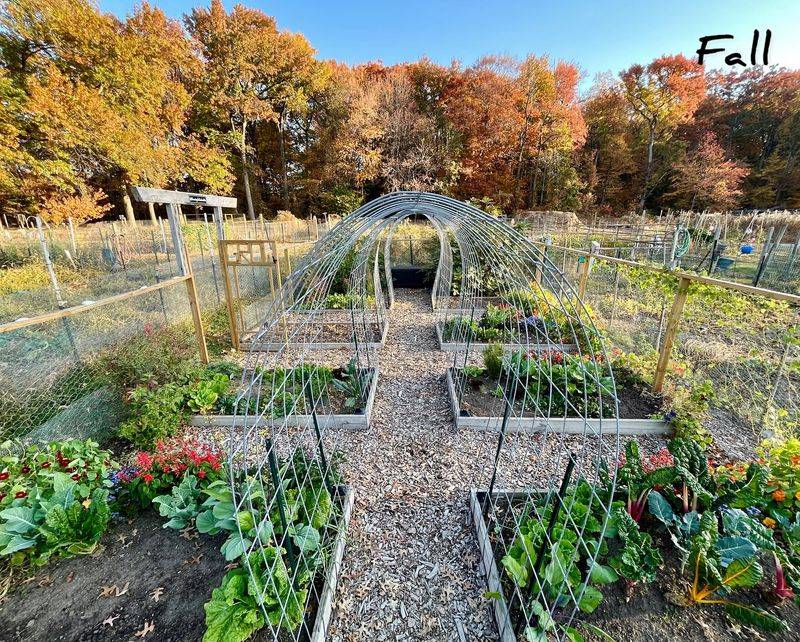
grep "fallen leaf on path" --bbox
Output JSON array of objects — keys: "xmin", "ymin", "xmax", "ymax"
[
  {"xmin": 134, "ymin": 621, "xmax": 155, "ymax": 638},
  {"xmin": 102, "ymin": 615, "xmax": 119, "ymax": 627},
  {"xmin": 150, "ymin": 587, "xmax": 164, "ymax": 602}
]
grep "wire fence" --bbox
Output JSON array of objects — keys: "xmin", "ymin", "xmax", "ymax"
[
  {"xmin": 0, "ymin": 214, "xmax": 328, "ymax": 445},
  {"xmin": 544, "ymin": 243, "xmax": 800, "ymax": 447}
]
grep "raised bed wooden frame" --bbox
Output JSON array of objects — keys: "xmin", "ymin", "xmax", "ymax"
[
  {"xmin": 246, "ymin": 320, "xmax": 389, "ymax": 351},
  {"xmin": 445, "ymin": 368, "xmax": 670, "ymax": 436},
  {"xmin": 189, "ymin": 367, "xmax": 379, "ymax": 430},
  {"xmin": 309, "ymin": 484, "xmax": 355, "ymax": 642},
  {"xmin": 434, "ymin": 321, "xmax": 576, "ymax": 354}
]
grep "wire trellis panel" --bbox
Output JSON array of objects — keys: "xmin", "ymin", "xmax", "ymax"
[{"xmin": 229, "ymin": 192, "xmax": 620, "ymax": 640}]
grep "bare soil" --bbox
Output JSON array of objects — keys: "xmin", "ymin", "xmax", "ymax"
[
  {"xmin": 0, "ymin": 513, "xmax": 228, "ymax": 642},
  {"xmin": 459, "ymin": 370, "xmax": 662, "ymax": 420}
]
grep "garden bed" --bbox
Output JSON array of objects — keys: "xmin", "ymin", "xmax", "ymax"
[
  {"xmin": 446, "ymin": 367, "xmax": 669, "ymax": 436},
  {"xmin": 434, "ymin": 321, "xmax": 576, "ymax": 353},
  {"xmin": 247, "ymin": 320, "xmax": 387, "ymax": 351},
  {"xmin": 469, "ymin": 488, "xmax": 800, "ymax": 642},
  {"xmin": 190, "ymin": 366, "xmax": 379, "ymax": 430},
  {"xmin": 0, "ymin": 485, "xmax": 355, "ymax": 642}
]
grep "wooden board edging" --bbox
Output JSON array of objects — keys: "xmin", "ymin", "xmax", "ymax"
[
  {"xmin": 310, "ymin": 485, "xmax": 355, "ymax": 642},
  {"xmin": 446, "ymin": 368, "xmax": 670, "ymax": 436}
]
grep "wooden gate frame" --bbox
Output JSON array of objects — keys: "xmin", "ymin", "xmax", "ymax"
[{"xmin": 218, "ymin": 239, "xmax": 285, "ymax": 351}]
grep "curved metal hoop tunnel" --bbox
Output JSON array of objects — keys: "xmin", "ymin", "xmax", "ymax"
[{"xmin": 227, "ymin": 192, "xmax": 621, "ymax": 641}]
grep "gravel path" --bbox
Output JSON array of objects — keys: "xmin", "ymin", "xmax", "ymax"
[{"xmin": 328, "ymin": 289, "xmax": 497, "ymax": 641}]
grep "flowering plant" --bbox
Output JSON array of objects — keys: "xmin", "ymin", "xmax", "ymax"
[
  {"xmin": 0, "ymin": 439, "xmax": 116, "ymax": 510},
  {"xmin": 114, "ymin": 435, "xmax": 224, "ymax": 510},
  {"xmin": 759, "ymin": 438, "xmax": 800, "ymax": 516}
]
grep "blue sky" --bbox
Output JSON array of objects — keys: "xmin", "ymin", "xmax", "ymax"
[{"xmin": 101, "ymin": 0, "xmax": 800, "ymax": 91}]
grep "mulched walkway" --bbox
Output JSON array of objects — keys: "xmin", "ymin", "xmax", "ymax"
[{"xmin": 327, "ymin": 289, "xmax": 669, "ymax": 641}]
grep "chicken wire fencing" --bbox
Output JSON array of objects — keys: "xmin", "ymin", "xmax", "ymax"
[
  {"xmin": 0, "ymin": 276, "xmax": 204, "ymax": 444},
  {"xmin": 0, "ymin": 215, "xmax": 331, "ymax": 326},
  {"xmin": 227, "ymin": 192, "xmax": 620, "ymax": 640},
  {"xmin": 564, "ymin": 249, "xmax": 800, "ymax": 444}
]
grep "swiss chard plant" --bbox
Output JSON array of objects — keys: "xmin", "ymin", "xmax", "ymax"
[{"xmin": 685, "ymin": 512, "xmax": 787, "ymax": 632}]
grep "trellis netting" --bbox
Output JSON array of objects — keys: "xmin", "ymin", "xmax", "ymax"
[{"xmin": 230, "ymin": 192, "xmax": 620, "ymax": 640}]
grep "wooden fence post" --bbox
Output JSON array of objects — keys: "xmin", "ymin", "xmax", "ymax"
[
  {"xmin": 577, "ymin": 241, "xmax": 599, "ymax": 299},
  {"xmin": 271, "ymin": 241, "xmax": 282, "ymax": 288},
  {"xmin": 185, "ymin": 273, "xmax": 209, "ymax": 364},
  {"xmin": 218, "ymin": 240, "xmax": 240, "ymax": 351},
  {"xmin": 653, "ymin": 276, "xmax": 690, "ymax": 393}
]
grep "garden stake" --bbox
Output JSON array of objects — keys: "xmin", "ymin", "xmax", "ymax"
[
  {"xmin": 305, "ymin": 384, "xmax": 334, "ymax": 495},
  {"xmin": 266, "ymin": 438, "xmax": 298, "ymax": 579},
  {"xmin": 484, "ymin": 375, "xmax": 516, "ymax": 516},
  {"xmin": 518, "ymin": 452, "xmax": 577, "ymax": 634}
]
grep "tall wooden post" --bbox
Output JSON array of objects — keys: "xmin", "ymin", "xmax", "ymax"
[
  {"xmin": 218, "ymin": 240, "xmax": 240, "ymax": 351},
  {"xmin": 167, "ymin": 202, "xmax": 208, "ymax": 362},
  {"xmin": 653, "ymin": 276, "xmax": 690, "ymax": 393},
  {"xmin": 271, "ymin": 241, "xmax": 282, "ymax": 288}
]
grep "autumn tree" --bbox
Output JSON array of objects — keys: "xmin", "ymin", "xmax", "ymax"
[
  {"xmin": 444, "ymin": 57, "xmax": 523, "ymax": 206},
  {"xmin": 581, "ymin": 75, "xmax": 637, "ymax": 212},
  {"xmin": 620, "ymin": 55, "xmax": 706, "ymax": 212},
  {"xmin": 187, "ymin": 0, "xmax": 323, "ymax": 216},
  {"xmin": 667, "ymin": 133, "xmax": 748, "ymax": 210},
  {"xmin": 699, "ymin": 68, "xmax": 800, "ymax": 207},
  {"xmin": 0, "ymin": 0, "xmax": 230, "ymax": 221}
]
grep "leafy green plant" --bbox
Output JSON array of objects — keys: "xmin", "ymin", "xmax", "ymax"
[
  {"xmin": 685, "ymin": 512, "xmax": 787, "ymax": 632},
  {"xmin": 441, "ymin": 316, "xmax": 478, "ymax": 342},
  {"xmin": 483, "ymin": 343, "xmax": 503, "ymax": 379},
  {"xmin": 504, "ymin": 350, "xmax": 614, "ymax": 418},
  {"xmin": 332, "ymin": 359, "xmax": 366, "ymax": 409},
  {"xmin": 614, "ymin": 441, "xmax": 676, "ymax": 521},
  {"xmin": 187, "ymin": 372, "xmax": 230, "ymax": 414},
  {"xmin": 153, "ymin": 474, "xmax": 207, "ymax": 529},
  {"xmin": 668, "ymin": 438, "xmax": 714, "ymax": 513},
  {"xmin": 0, "ymin": 471, "xmax": 111, "ymax": 566},
  {"xmin": 501, "ymin": 481, "xmax": 611, "ymax": 624},
  {"xmin": 1, "ymin": 438, "xmax": 116, "ymax": 510},
  {"xmin": 668, "ymin": 380, "xmax": 714, "ymax": 448},
  {"xmin": 203, "ymin": 550, "xmax": 306, "ymax": 642},
  {"xmin": 41, "ymin": 487, "xmax": 110, "ymax": 557},
  {"xmin": 118, "ymin": 383, "xmax": 187, "ymax": 449},
  {"xmin": 608, "ymin": 506, "xmax": 662, "ymax": 584}
]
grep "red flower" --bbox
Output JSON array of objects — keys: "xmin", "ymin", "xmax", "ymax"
[
  {"xmin": 15, "ymin": 491, "xmax": 27, "ymax": 499},
  {"xmin": 21, "ymin": 466, "xmax": 30, "ymax": 474},
  {"xmin": 198, "ymin": 470, "xmax": 206, "ymax": 479},
  {"xmin": 40, "ymin": 462, "xmax": 51, "ymax": 469},
  {"xmin": 143, "ymin": 473, "xmax": 154, "ymax": 483},
  {"xmin": 0, "ymin": 471, "xmax": 9, "ymax": 481}
]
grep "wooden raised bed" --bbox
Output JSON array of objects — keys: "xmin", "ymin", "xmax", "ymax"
[
  {"xmin": 190, "ymin": 367, "xmax": 379, "ymax": 430},
  {"xmin": 247, "ymin": 321, "xmax": 388, "ymax": 351},
  {"xmin": 310, "ymin": 484, "xmax": 355, "ymax": 642},
  {"xmin": 446, "ymin": 368, "xmax": 670, "ymax": 436},
  {"xmin": 434, "ymin": 321, "xmax": 576, "ymax": 353}
]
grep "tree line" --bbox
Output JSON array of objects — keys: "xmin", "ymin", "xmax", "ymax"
[{"xmin": 1, "ymin": 0, "xmax": 798, "ymax": 224}]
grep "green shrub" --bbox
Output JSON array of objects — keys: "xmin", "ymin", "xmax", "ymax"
[
  {"xmin": 118, "ymin": 383, "xmax": 187, "ymax": 449},
  {"xmin": 483, "ymin": 343, "xmax": 503, "ymax": 379},
  {"xmin": 97, "ymin": 323, "xmax": 198, "ymax": 389}
]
